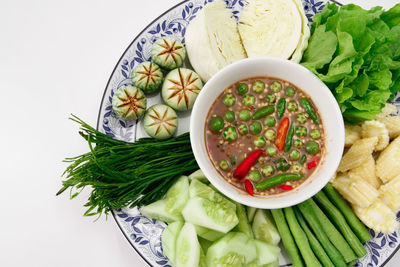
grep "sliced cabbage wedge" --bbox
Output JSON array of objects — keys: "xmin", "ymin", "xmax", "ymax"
[
  {"xmin": 185, "ymin": 0, "xmax": 246, "ymax": 82},
  {"xmin": 290, "ymin": 0, "xmax": 311, "ymax": 62},
  {"xmin": 238, "ymin": 0, "xmax": 302, "ymax": 59}
]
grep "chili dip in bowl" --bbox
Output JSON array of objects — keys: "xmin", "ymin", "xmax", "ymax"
[{"xmin": 190, "ymin": 57, "xmax": 344, "ymax": 209}]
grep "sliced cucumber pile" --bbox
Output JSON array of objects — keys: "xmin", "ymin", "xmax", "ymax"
[
  {"xmin": 252, "ymin": 209, "xmax": 281, "ymax": 245},
  {"xmin": 194, "ymin": 225, "xmax": 225, "ymax": 241},
  {"xmin": 206, "ymin": 232, "xmax": 257, "ymax": 266},
  {"xmin": 165, "ymin": 175, "xmax": 190, "ymax": 216},
  {"xmin": 234, "ymin": 202, "xmax": 253, "ymax": 238},
  {"xmin": 182, "ymin": 197, "xmax": 238, "ymax": 233},
  {"xmin": 139, "ymin": 199, "xmax": 182, "ymax": 223},
  {"xmin": 189, "ymin": 179, "xmax": 236, "ymax": 211},
  {"xmin": 176, "ymin": 223, "xmax": 200, "ymax": 267},
  {"xmin": 188, "ymin": 169, "xmax": 209, "ymax": 184},
  {"xmin": 162, "ymin": 221, "xmax": 183, "ymax": 264},
  {"xmin": 139, "ymin": 169, "xmax": 281, "ymax": 266}
]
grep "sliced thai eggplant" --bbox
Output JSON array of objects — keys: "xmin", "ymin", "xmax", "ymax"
[
  {"xmin": 151, "ymin": 37, "xmax": 186, "ymax": 70},
  {"xmin": 143, "ymin": 104, "xmax": 178, "ymax": 140},
  {"xmin": 112, "ymin": 85, "xmax": 146, "ymax": 120},
  {"xmin": 162, "ymin": 68, "xmax": 203, "ymax": 111},
  {"xmin": 131, "ymin": 61, "xmax": 164, "ymax": 94}
]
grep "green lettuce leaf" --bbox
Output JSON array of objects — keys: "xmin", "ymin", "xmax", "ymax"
[
  {"xmin": 381, "ymin": 3, "xmax": 400, "ymax": 28},
  {"xmin": 318, "ymin": 31, "xmax": 357, "ymax": 83},
  {"xmin": 301, "ymin": 25, "xmax": 337, "ymax": 71},
  {"xmin": 300, "ymin": 3, "xmax": 400, "ymax": 123}
]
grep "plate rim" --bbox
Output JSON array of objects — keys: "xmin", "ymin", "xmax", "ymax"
[{"xmin": 95, "ymin": 0, "xmax": 400, "ymax": 266}]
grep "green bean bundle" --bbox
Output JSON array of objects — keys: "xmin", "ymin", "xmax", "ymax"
[{"xmin": 57, "ymin": 115, "xmax": 198, "ymax": 217}]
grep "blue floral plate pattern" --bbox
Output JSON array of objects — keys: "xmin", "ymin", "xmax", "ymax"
[{"xmin": 96, "ymin": 0, "xmax": 400, "ymax": 266}]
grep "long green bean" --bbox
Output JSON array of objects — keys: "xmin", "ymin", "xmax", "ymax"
[
  {"xmin": 294, "ymin": 208, "xmax": 335, "ymax": 267},
  {"xmin": 323, "ymin": 183, "xmax": 371, "ymax": 243},
  {"xmin": 314, "ymin": 191, "xmax": 367, "ymax": 257},
  {"xmin": 271, "ymin": 209, "xmax": 304, "ymax": 267},
  {"xmin": 284, "ymin": 207, "xmax": 322, "ymax": 267},
  {"xmin": 307, "ymin": 198, "xmax": 357, "ymax": 263},
  {"xmin": 298, "ymin": 200, "xmax": 347, "ymax": 267}
]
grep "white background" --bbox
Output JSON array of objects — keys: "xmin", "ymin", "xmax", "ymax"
[{"xmin": 0, "ymin": 0, "xmax": 398, "ymax": 266}]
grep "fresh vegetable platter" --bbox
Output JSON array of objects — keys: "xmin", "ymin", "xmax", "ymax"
[{"xmin": 60, "ymin": 0, "xmax": 400, "ymax": 266}]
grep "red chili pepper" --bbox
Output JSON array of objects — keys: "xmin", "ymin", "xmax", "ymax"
[
  {"xmin": 307, "ymin": 157, "xmax": 320, "ymax": 170},
  {"xmin": 233, "ymin": 150, "xmax": 264, "ymax": 179},
  {"xmin": 279, "ymin": 184, "xmax": 293, "ymax": 191},
  {"xmin": 275, "ymin": 117, "xmax": 290, "ymax": 151},
  {"xmin": 244, "ymin": 179, "xmax": 254, "ymax": 196},
  {"xmin": 307, "ymin": 161, "xmax": 316, "ymax": 169}
]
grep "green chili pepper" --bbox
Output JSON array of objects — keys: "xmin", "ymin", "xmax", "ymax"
[
  {"xmin": 270, "ymin": 81, "xmax": 282, "ymax": 92},
  {"xmin": 238, "ymin": 124, "xmax": 248, "ymax": 135},
  {"xmin": 262, "ymin": 165, "xmax": 275, "ymax": 176},
  {"xmin": 210, "ymin": 117, "xmax": 224, "ymax": 132},
  {"xmin": 239, "ymin": 110, "xmax": 251, "ymax": 121},
  {"xmin": 250, "ymin": 122, "xmax": 262, "ymax": 134},
  {"xmin": 296, "ymin": 126, "xmax": 307, "ymax": 137},
  {"xmin": 223, "ymin": 93, "xmax": 236, "ymax": 106},
  {"xmin": 249, "ymin": 170, "xmax": 262, "ymax": 182},
  {"xmin": 284, "ymin": 120, "xmax": 295, "ymax": 152},
  {"xmin": 252, "ymin": 80, "xmax": 265, "ymax": 93},
  {"xmin": 306, "ymin": 141, "xmax": 320, "ymax": 154},
  {"xmin": 297, "ymin": 113, "xmax": 308, "ymax": 124},
  {"xmin": 276, "ymin": 158, "xmax": 291, "ymax": 171},
  {"xmin": 255, "ymin": 173, "xmax": 304, "ymax": 190},
  {"xmin": 252, "ymin": 105, "xmax": 275, "ymax": 120},
  {"xmin": 230, "ymin": 155, "xmax": 237, "ymax": 166},
  {"xmin": 220, "ymin": 160, "xmax": 229, "ymax": 170},
  {"xmin": 300, "ymin": 97, "xmax": 319, "ymax": 125},
  {"xmin": 300, "ymin": 154, "xmax": 307, "ymax": 165},
  {"xmin": 223, "ymin": 126, "xmax": 237, "ymax": 141},
  {"xmin": 224, "ymin": 111, "xmax": 235, "ymax": 122},
  {"xmin": 277, "ymin": 98, "xmax": 286, "ymax": 119},
  {"xmin": 311, "ymin": 129, "xmax": 321, "ymax": 139},
  {"xmin": 237, "ymin": 83, "xmax": 248, "ymax": 95},
  {"xmin": 264, "ymin": 116, "xmax": 276, "ymax": 127},
  {"xmin": 266, "ymin": 94, "xmax": 276, "ymax": 103},
  {"xmin": 243, "ymin": 95, "xmax": 256, "ymax": 107},
  {"xmin": 286, "ymin": 87, "xmax": 295, "ymax": 97}
]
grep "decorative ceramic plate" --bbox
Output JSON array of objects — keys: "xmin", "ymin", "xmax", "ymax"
[{"xmin": 96, "ymin": 0, "xmax": 400, "ymax": 266}]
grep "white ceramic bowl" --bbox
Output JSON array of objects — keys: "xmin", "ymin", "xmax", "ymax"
[{"xmin": 190, "ymin": 57, "xmax": 344, "ymax": 209}]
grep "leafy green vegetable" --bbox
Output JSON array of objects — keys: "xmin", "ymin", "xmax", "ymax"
[
  {"xmin": 57, "ymin": 116, "xmax": 198, "ymax": 217},
  {"xmin": 301, "ymin": 3, "xmax": 400, "ymax": 123}
]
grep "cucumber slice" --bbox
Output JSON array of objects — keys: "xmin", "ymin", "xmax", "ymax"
[
  {"xmin": 161, "ymin": 221, "xmax": 183, "ymax": 264},
  {"xmin": 194, "ymin": 224, "xmax": 225, "ymax": 241},
  {"xmin": 206, "ymin": 232, "xmax": 257, "ymax": 267},
  {"xmin": 252, "ymin": 209, "xmax": 281, "ymax": 245},
  {"xmin": 165, "ymin": 176, "xmax": 189, "ymax": 216},
  {"xmin": 199, "ymin": 246, "xmax": 207, "ymax": 267},
  {"xmin": 254, "ymin": 240, "xmax": 280, "ymax": 265},
  {"xmin": 234, "ymin": 203, "xmax": 254, "ymax": 238},
  {"xmin": 182, "ymin": 197, "xmax": 239, "ymax": 233},
  {"xmin": 247, "ymin": 206, "xmax": 257, "ymax": 223},
  {"xmin": 189, "ymin": 169, "xmax": 209, "ymax": 184},
  {"xmin": 198, "ymin": 237, "xmax": 214, "ymax": 253},
  {"xmin": 139, "ymin": 199, "xmax": 183, "ymax": 223},
  {"xmin": 189, "ymin": 179, "xmax": 236, "ymax": 211},
  {"xmin": 266, "ymin": 259, "xmax": 279, "ymax": 267},
  {"xmin": 175, "ymin": 223, "xmax": 200, "ymax": 267}
]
